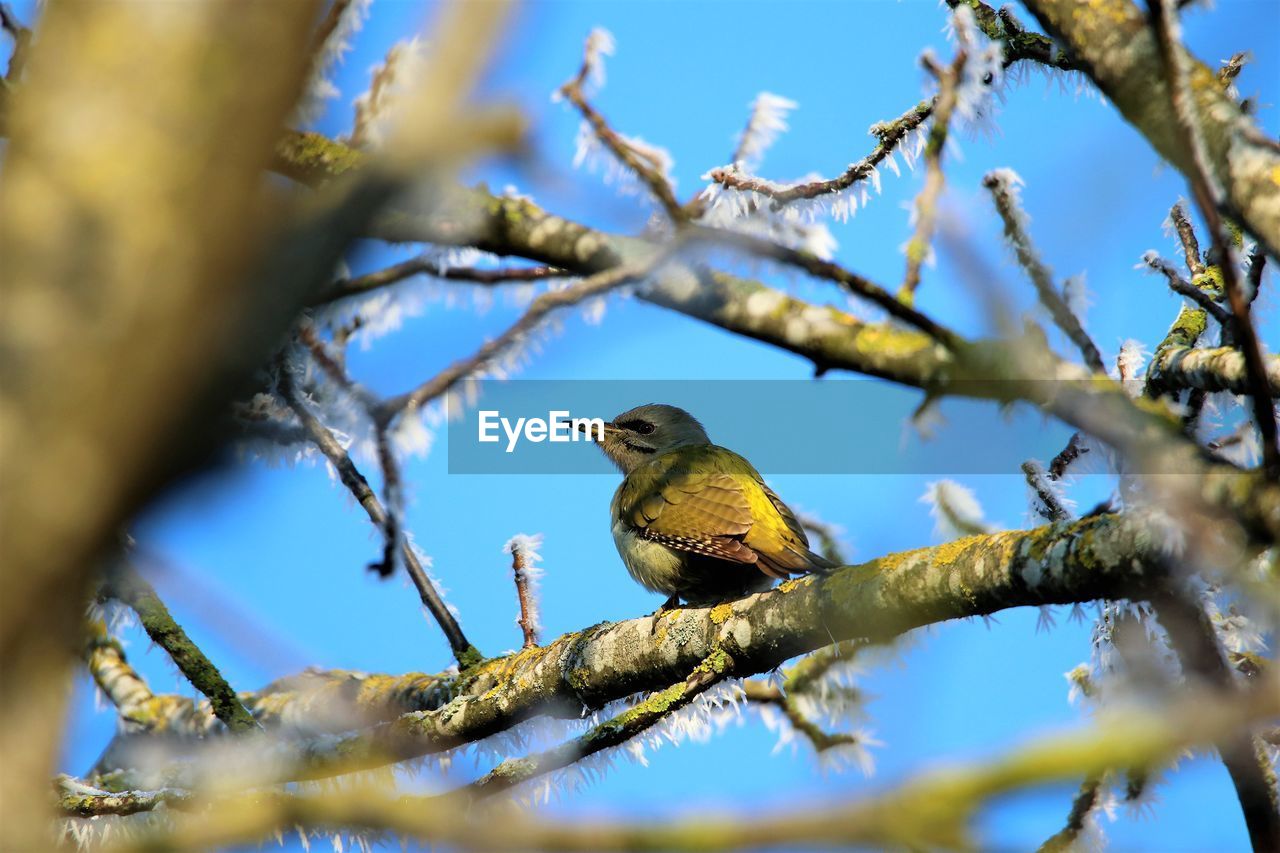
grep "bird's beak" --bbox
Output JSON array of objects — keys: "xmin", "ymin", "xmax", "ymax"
[{"xmin": 577, "ymin": 420, "xmax": 617, "ymax": 442}]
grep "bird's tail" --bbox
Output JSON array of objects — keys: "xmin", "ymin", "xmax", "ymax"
[{"xmin": 759, "ymin": 546, "xmax": 839, "ymax": 579}]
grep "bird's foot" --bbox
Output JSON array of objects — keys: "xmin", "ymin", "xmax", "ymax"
[{"xmin": 649, "ymin": 595, "xmax": 680, "ymax": 637}]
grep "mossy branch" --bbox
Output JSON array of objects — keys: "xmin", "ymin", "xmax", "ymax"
[
  {"xmin": 467, "ymin": 651, "xmax": 734, "ymax": 800},
  {"xmin": 96, "ymin": 511, "xmax": 1176, "ymax": 788},
  {"xmin": 1021, "ymin": 0, "xmax": 1280, "ymax": 258},
  {"xmin": 103, "ymin": 565, "xmax": 260, "ymax": 735}
]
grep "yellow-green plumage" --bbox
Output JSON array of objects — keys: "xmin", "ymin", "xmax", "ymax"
[{"xmin": 593, "ymin": 404, "xmax": 831, "ymax": 603}]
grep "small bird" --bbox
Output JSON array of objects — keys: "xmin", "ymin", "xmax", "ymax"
[{"xmin": 586, "ymin": 403, "xmax": 833, "ymax": 607}]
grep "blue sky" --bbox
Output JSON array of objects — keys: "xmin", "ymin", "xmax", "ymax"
[{"xmin": 42, "ymin": 0, "xmax": 1280, "ymax": 849}]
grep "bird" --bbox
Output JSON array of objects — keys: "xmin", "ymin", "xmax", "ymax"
[{"xmin": 584, "ymin": 403, "xmax": 834, "ymax": 608}]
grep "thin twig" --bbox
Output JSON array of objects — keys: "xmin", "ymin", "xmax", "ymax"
[
  {"xmin": 508, "ymin": 540, "xmax": 539, "ymax": 649},
  {"xmin": 102, "ymin": 564, "xmax": 261, "ymax": 734},
  {"xmin": 705, "ymin": 0, "xmax": 1081, "ymax": 213},
  {"xmin": 704, "ymin": 100, "xmax": 933, "ymax": 208},
  {"xmin": 558, "ymin": 34, "xmax": 684, "ymax": 221},
  {"xmin": 740, "ymin": 682, "xmax": 865, "ymax": 754},
  {"xmin": 685, "ymin": 225, "xmax": 961, "ymax": 350},
  {"xmin": 313, "ymin": 258, "xmax": 567, "ymax": 306},
  {"xmin": 277, "ymin": 358, "xmax": 483, "ymax": 668},
  {"xmin": 375, "ymin": 262, "xmax": 652, "ymax": 423},
  {"xmin": 1022, "ymin": 460, "xmax": 1072, "ymax": 522},
  {"xmin": 901, "ymin": 49, "xmax": 966, "ymax": 306},
  {"xmin": 296, "ymin": 326, "xmax": 402, "ymax": 579},
  {"xmin": 1048, "ymin": 433, "xmax": 1089, "ymax": 480},
  {"xmin": 984, "ymin": 172, "xmax": 1107, "ymax": 373},
  {"xmin": 1036, "ymin": 774, "xmax": 1104, "ymax": 852},
  {"xmin": 1149, "ymin": 0, "xmax": 1280, "ymax": 480},
  {"xmin": 1245, "ymin": 244, "xmax": 1266, "ymax": 307},
  {"xmin": 1169, "ymin": 201, "xmax": 1206, "ymax": 277},
  {"xmin": 310, "ymin": 0, "xmax": 354, "ymax": 57},
  {"xmin": 1143, "ymin": 253, "xmax": 1231, "ymax": 325}
]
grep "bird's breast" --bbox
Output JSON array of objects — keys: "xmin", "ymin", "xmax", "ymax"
[{"xmin": 611, "ymin": 517, "xmax": 685, "ymax": 596}]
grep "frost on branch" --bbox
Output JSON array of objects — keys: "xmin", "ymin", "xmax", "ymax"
[
  {"xmin": 946, "ymin": 4, "xmax": 1005, "ymax": 135},
  {"xmin": 733, "ymin": 92, "xmax": 798, "ymax": 170},
  {"xmin": 921, "ymin": 479, "xmax": 993, "ymax": 539},
  {"xmin": 504, "ymin": 533, "xmax": 544, "ymax": 648},
  {"xmin": 300, "ymin": 0, "xmax": 374, "ymax": 122},
  {"xmin": 572, "ymin": 121, "xmax": 677, "ymax": 200},
  {"xmin": 580, "ymin": 27, "xmax": 615, "ymax": 95},
  {"xmin": 348, "ymin": 36, "xmax": 429, "ymax": 149}
]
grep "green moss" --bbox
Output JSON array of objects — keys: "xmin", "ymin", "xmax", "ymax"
[
  {"xmin": 276, "ymin": 130, "xmax": 364, "ymax": 182},
  {"xmin": 455, "ymin": 645, "xmax": 486, "ymax": 671}
]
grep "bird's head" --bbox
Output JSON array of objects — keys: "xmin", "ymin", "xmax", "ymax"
[{"xmin": 582, "ymin": 403, "xmax": 711, "ymax": 474}]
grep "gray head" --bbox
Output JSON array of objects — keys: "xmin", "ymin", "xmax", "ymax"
[{"xmin": 587, "ymin": 403, "xmax": 711, "ymax": 474}]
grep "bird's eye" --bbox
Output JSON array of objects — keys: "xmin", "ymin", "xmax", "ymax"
[{"xmin": 619, "ymin": 419, "xmax": 655, "ymax": 435}]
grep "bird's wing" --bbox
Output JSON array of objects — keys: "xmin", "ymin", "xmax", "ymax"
[
  {"xmin": 624, "ymin": 469, "xmax": 760, "ymax": 565},
  {"xmin": 742, "ymin": 479, "xmax": 830, "ymax": 576},
  {"xmin": 760, "ymin": 482, "xmax": 810, "ymax": 547}
]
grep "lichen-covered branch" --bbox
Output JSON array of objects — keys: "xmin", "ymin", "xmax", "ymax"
[
  {"xmin": 103, "ymin": 565, "xmax": 260, "ymax": 734},
  {"xmin": 97, "ymin": 512, "xmax": 1177, "ymax": 788},
  {"xmin": 1148, "ymin": 0, "xmax": 1280, "ymax": 481},
  {"xmin": 1149, "ymin": 345, "xmax": 1280, "ymax": 398},
  {"xmin": 57, "ymin": 776, "xmax": 194, "ymax": 819},
  {"xmin": 1143, "ymin": 253, "xmax": 1231, "ymax": 325},
  {"xmin": 1021, "ymin": 0, "xmax": 1280, "ymax": 258},
  {"xmin": 83, "ymin": 621, "xmax": 157, "ymax": 727}
]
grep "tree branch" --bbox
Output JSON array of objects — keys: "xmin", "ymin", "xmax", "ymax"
[
  {"xmin": 82, "ymin": 621, "xmax": 157, "ymax": 728},
  {"xmin": 468, "ymin": 652, "xmax": 733, "ymax": 800},
  {"xmin": 984, "ymin": 171, "xmax": 1107, "ymax": 373},
  {"xmin": 1147, "ymin": 0, "xmax": 1280, "ymax": 480},
  {"xmin": 557, "ymin": 33, "xmax": 684, "ymax": 221},
  {"xmin": 374, "ymin": 262, "xmax": 653, "ymax": 423},
  {"xmin": 314, "ymin": 257, "xmax": 567, "ymax": 305},
  {"xmin": 1150, "ymin": 587, "xmax": 1280, "ymax": 851},
  {"xmin": 901, "ymin": 48, "xmax": 965, "ymax": 305},
  {"xmin": 1142, "ymin": 252, "xmax": 1232, "ymax": 325},
  {"xmin": 1020, "ymin": 0, "xmax": 1280, "ymax": 258},
  {"xmin": 276, "ymin": 360, "xmax": 483, "ymax": 669},
  {"xmin": 1149, "ymin": 345, "xmax": 1280, "ymax": 398},
  {"xmin": 102, "ymin": 563, "xmax": 260, "ymax": 734},
  {"xmin": 96, "ymin": 512, "xmax": 1175, "ymax": 788}
]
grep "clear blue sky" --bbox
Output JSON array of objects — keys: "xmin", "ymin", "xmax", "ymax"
[{"xmin": 43, "ymin": 1, "xmax": 1279, "ymax": 850}]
